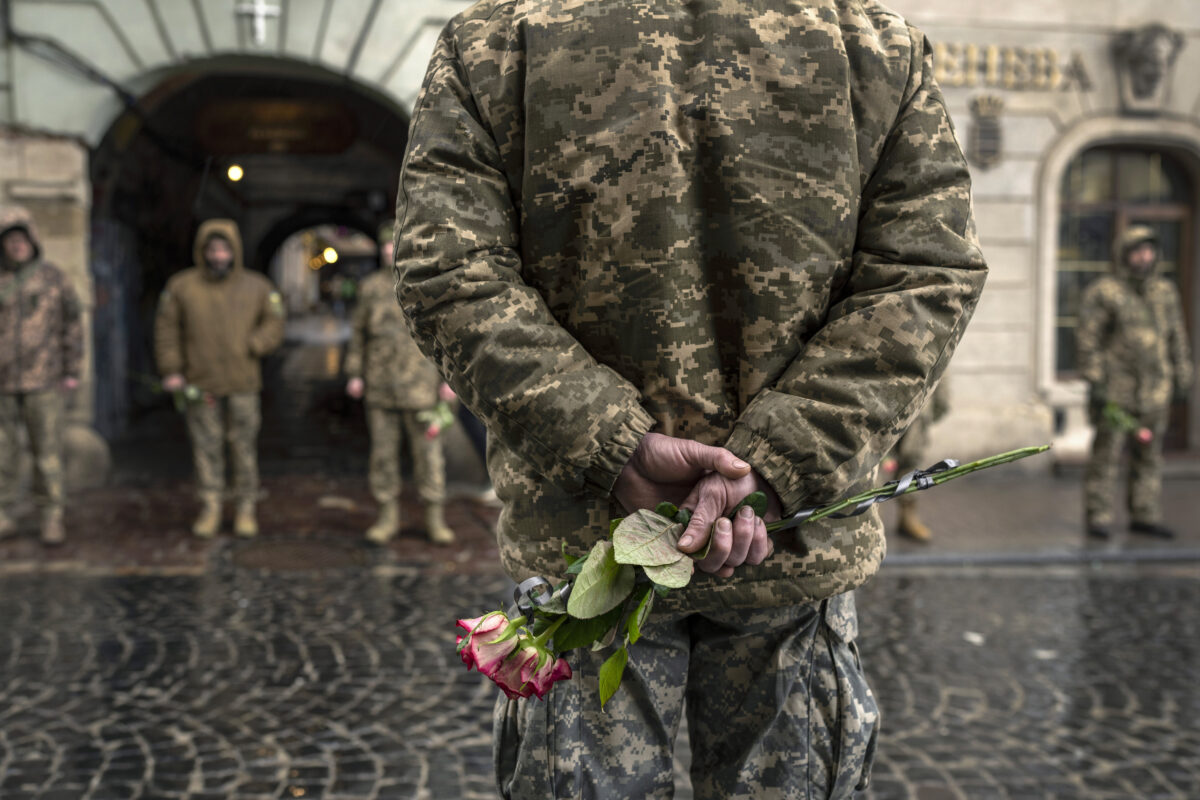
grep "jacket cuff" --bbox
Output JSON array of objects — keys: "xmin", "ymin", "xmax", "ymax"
[
  {"xmin": 581, "ymin": 404, "xmax": 657, "ymax": 496},
  {"xmin": 724, "ymin": 424, "xmax": 809, "ymax": 516}
]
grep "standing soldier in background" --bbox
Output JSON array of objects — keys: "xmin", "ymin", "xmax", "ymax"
[
  {"xmin": 885, "ymin": 380, "xmax": 951, "ymax": 541},
  {"xmin": 0, "ymin": 206, "xmax": 84, "ymax": 545},
  {"xmin": 155, "ymin": 219, "xmax": 285, "ymax": 539},
  {"xmin": 344, "ymin": 222, "xmax": 455, "ymax": 546},
  {"xmin": 1078, "ymin": 225, "xmax": 1192, "ymax": 539}
]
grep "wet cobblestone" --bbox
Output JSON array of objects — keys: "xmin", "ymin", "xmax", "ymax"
[{"xmin": 1, "ymin": 562, "xmax": 1196, "ymax": 799}]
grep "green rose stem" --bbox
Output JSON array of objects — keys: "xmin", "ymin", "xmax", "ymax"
[
  {"xmin": 533, "ymin": 615, "xmax": 567, "ymax": 648},
  {"xmin": 765, "ymin": 444, "xmax": 1051, "ymax": 532}
]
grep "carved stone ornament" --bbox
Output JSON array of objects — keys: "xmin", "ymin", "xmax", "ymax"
[
  {"xmin": 1113, "ymin": 23, "xmax": 1185, "ymax": 115},
  {"xmin": 968, "ymin": 94, "xmax": 1004, "ymax": 170}
]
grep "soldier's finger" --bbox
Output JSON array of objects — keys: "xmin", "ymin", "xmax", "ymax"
[
  {"xmin": 746, "ymin": 516, "xmax": 771, "ymax": 565},
  {"xmin": 677, "ymin": 481, "xmax": 725, "ymax": 552},
  {"xmin": 723, "ymin": 505, "xmax": 756, "ymax": 568},
  {"xmin": 697, "ymin": 517, "xmax": 733, "ymax": 574},
  {"xmin": 676, "ymin": 439, "xmax": 750, "ymax": 480}
]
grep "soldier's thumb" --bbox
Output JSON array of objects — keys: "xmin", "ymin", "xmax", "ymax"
[{"xmin": 679, "ymin": 440, "xmax": 751, "ymax": 479}]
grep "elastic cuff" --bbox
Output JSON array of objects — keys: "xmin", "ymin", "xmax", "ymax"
[
  {"xmin": 581, "ymin": 404, "xmax": 657, "ymax": 496},
  {"xmin": 724, "ymin": 425, "xmax": 809, "ymax": 516}
]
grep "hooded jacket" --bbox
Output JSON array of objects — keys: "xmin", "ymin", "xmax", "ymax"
[
  {"xmin": 1077, "ymin": 225, "xmax": 1193, "ymax": 418},
  {"xmin": 154, "ymin": 219, "xmax": 286, "ymax": 396},
  {"xmin": 395, "ymin": 0, "xmax": 987, "ymax": 610},
  {"xmin": 0, "ymin": 205, "xmax": 84, "ymax": 394}
]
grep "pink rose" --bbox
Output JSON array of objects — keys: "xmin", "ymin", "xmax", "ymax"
[
  {"xmin": 524, "ymin": 652, "xmax": 572, "ymax": 699},
  {"xmin": 426, "ymin": 424, "xmax": 441, "ymax": 440},
  {"xmin": 491, "ymin": 644, "xmax": 542, "ymax": 700},
  {"xmin": 1136, "ymin": 427, "xmax": 1154, "ymax": 444},
  {"xmin": 456, "ymin": 612, "xmax": 520, "ymax": 675}
]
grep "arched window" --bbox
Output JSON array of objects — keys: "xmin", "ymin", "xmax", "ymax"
[{"xmin": 1056, "ymin": 146, "xmax": 1192, "ymax": 378}]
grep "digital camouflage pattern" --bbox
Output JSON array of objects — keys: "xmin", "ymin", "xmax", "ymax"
[
  {"xmin": 0, "ymin": 205, "xmax": 84, "ymax": 394},
  {"xmin": 1085, "ymin": 408, "xmax": 1167, "ymax": 527},
  {"xmin": 344, "ymin": 270, "xmax": 441, "ymax": 410},
  {"xmin": 155, "ymin": 219, "xmax": 286, "ymax": 397},
  {"xmin": 1077, "ymin": 225, "xmax": 1192, "ymax": 419},
  {"xmin": 366, "ymin": 405, "xmax": 446, "ymax": 506},
  {"xmin": 395, "ymin": 0, "xmax": 986, "ymax": 612},
  {"xmin": 185, "ymin": 393, "xmax": 261, "ymax": 503},
  {"xmin": 1078, "ymin": 226, "xmax": 1191, "ymax": 528},
  {"xmin": 493, "ymin": 592, "xmax": 877, "ymax": 799},
  {"xmin": 0, "ymin": 390, "xmax": 65, "ymax": 511}
]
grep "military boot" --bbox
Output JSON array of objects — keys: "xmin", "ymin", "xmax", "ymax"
[
  {"xmin": 40, "ymin": 508, "xmax": 65, "ymax": 546},
  {"xmin": 425, "ymin": 503, "xmax": 456, "ymax": 546},
  {"xmin": 234, "ymin": 501, "xmax": 259, "ymax": 539},
  {"xmin": 365, "ymin": 501, "xmax": 400, "ymax": 545},
  {"xmin": 0, "ymin": 509, "xmax": 16, "ymax": 540},
  {"xmin": 192, "ymin": 495, "xmax": 222, "ymax": 539},
  {"xmin": 897, "ymin": 502, "xmax": 932, "ymax": 542}
]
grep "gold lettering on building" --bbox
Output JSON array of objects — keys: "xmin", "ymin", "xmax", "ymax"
[{"xmin": 934, "ymin": 43, "xmax": 1092, "ymax": 91}]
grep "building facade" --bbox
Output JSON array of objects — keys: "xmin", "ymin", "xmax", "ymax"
[{"xmin": 2, "ymin": 0, "xmax": 1198, "ymax": 468}]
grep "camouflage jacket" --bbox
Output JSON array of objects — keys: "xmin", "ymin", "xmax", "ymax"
[
  {"xmin": 1077, "ymin": 258, "xmax": 1192, "ymax": 419},
  {"xmin": 395, "ymin": 0, "xmax": 987, "ymax": 610},
  {"xmin": 155, "ymin": 219, "xmax": 286, "ymax": 396},
  {"xmin": 0, "ymin": 206, "xmax": 84, "ymax": 394},
  {"xmin": 344, "ymin": 270, "xmax": 441, "ymax": 410}
]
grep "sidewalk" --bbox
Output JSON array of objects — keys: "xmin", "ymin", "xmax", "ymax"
[{"xmin": 880, "ymin": 466, "xmax": 1199, "ymax": 566}]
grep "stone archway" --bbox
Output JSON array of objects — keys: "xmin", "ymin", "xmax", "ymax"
[{"xmin": 88, "ymin": 57, "xmax": 413, "ymax": 437}]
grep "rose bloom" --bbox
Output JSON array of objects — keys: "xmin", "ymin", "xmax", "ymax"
[
  {"xmin": 456, "ymin": 612, "xmax": 519, "ymax": 675},
  {"xmin": 491, "ymin": 643, "xmax": 542, "ymax": 700},
  {"xmin": 524, "ymin": 652, "xmax": 572, "ymax": 699}
]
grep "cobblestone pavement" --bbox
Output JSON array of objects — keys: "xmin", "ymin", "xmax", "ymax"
[{"xmin": 1, "ymin": 560, "xmax": 1197, "ymax": 799}]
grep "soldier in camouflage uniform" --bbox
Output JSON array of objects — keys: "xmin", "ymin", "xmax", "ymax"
[
  {"xmin": 396, "ymin": 1, "xmax": 986, "ymax": 796},
  {"xmin": 344, "ymin": 223, "xmax": 455, "ymax": 545},
  {"xmin": 1078, "ymin": 225, "xmax": 1192, "ymax": 539},
  {"xmin": 886, "ymin": 381, "xmax": 951, "ymax": 541},
  {"xmin": 0, "ymin": 205, "xmax": 84, "ymax": 545},
  {"xmin": 155, "ymin": 219, "xmax": 286, "ymax": 539}
]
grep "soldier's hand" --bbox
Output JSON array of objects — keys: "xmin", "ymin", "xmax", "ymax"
[
  {"xmin": 346, "ymin": 377, "xmax": 365, "ymax": 399},
  {"xmin": 677, "ymin": 471, "xmax": 781, "ymax": 578},
  {"xmin": 162, "ymin": 374, "xmax": 185, "ymax": 393},
  {"xmin": 613, "ymin": 432, "xmax": 751, "ymax": 515}
]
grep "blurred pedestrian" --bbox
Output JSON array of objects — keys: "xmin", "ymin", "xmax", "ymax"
[
  {"xmin": 0, "ymin": 205, "xmax": 84, "ymax": 545},
  {"xmin": 394, "ymin": 0, "xmax": 986, "ymax": 796},
  {"xmin": 885, "ymin": 381, "xmax": 951, "ymax": 542},
  {"xmin": 1078, "ymin": 225, "xmax": 1192, "ymax": 539},
  {"xmin": 154, "ymin": 219, "xmax": 286, "ymax": 538},
  {"xmin": 344, "ymin": 222, "xmax": 455, "ymax": 545}
]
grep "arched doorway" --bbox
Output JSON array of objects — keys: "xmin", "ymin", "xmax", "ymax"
[
  {"xmin": 88, "ymin": 57, "xmax": 409, "ymax": 437},
  {"xmin": 1056, "ymin": 144, "xmax": 1197, "ymax": 451}
]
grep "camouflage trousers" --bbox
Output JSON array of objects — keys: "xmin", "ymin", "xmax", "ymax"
[
  {"xmin": 1085, "ymin": 411, "xmax": 1168, "ymax": 526},
  {"xmin": 366, "ymin": 404, "xmax": 445, "ymax": 506},
  {"xmin": 185, "ymin": 393, "xmax": 260, "ymax": 503},
  {"xmin": 494, "ymin": 593, "xmax": 878, "ymax": 799},
  {"xmin": 0, "ymin": 390, "xmax": 64, "ymax": 511}
]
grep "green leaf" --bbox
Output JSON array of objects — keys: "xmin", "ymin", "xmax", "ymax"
[
  {"xmin": 673, "ymin": 507, "xmax": 691, "ymax": 526},
  {"xmin": 626, "ymin": 585, "xmax": 655, "ymax": 645},
  {"xmin": 591, "ymin": 621, "xmax": 620, "ymax": 651},
  {"xmin": 733, "ymin": 491, "xmax": 768, "ymax": 518},
  {"xmin": 565, "ymin": 554, "xmax": 589, "ymax": 576},
  {"xmin": 566, "ymin": 540, "xmax": 636, "ymax": 619},
  {"xmin": 562, "ymin": 542, "xmax": 580, "ymax": 568},
  {"xmin": 654, "ymin": 501, "xmax": 679, "ymax": 519},
  {"xmin": 612, "ymin": 510, "xmax": 686, "ymax": 567},
  {"xmin": 552, "ymin": 603, "xmax": 624, "ymax": 652},
  {"xmin": 653, "ymin": 584, "xmax": 671, "ymax": 598},
  {"xmin": 609, "ymin": 517, "xmax": 623, "ymax": 535},
  {"xmin": 643, "ymin": 556, "xmax": 694, "ymax": 589},
  {"xmin": 598, "ymin": 645, "xmax": 629, "ymax": 709}
]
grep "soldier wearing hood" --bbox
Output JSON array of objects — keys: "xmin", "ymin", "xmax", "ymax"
[
  {"xmin": 0, "ymin": 205, "xmax": 84, "ymax": 545},
  {"xmin": 154, "ymin": 219, "xmax": 285, "ymax": 538},
  {"xmin": 344, "ymin": 222, "xmax": 456, "ymax": 546},
  {"xmin": 1077, "ymin": 225, "xmax": 1192, "ymax": 539}
]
